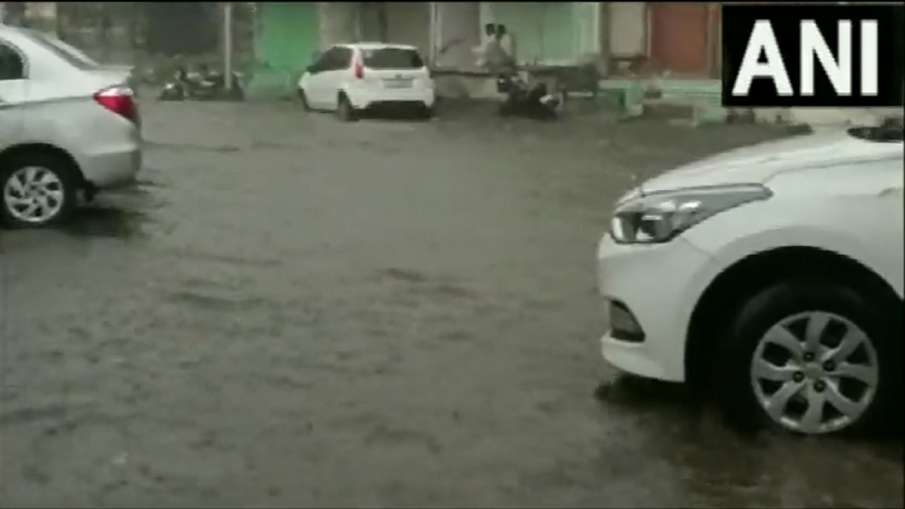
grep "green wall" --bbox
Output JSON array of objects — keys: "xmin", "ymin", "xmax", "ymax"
[
  {"xmin": 257, "ymin": 2, "xmax": 320, "ymax": 72},
  {"xmin": 248, "ymin": 2, "xmax": 320, "ymax": 99}
]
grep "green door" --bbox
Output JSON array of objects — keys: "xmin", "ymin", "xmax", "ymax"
[{"xmin": 489, "ymin": 2, "xmax": 582, "ymax": 65}]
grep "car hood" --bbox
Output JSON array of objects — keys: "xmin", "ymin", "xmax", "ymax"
[{"xmin": 640, "ymin": 129, "xmax": 903, "ymax": 194}]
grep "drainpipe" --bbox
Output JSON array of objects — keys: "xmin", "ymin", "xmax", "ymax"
[{"xmin": 223, "ymin": 2, "xmax": 233, "ymax": 91}]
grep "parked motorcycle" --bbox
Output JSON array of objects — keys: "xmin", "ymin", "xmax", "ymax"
[
  {"xmin": 159, "ymin": 66, "xmax": 244, "ymax": 102},
  {"xmin": 496, "ymin": 74, "xmax": 562, "ymax": 120}
]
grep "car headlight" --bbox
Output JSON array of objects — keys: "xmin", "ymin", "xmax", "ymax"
[{"xmin": 610, "ymin": 184, "xmax": 772, "ymax": 244}]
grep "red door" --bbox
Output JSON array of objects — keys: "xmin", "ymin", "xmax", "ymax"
[{"xmin": 650, "ymin": 3, "xmax": 711, "ymax": 76}]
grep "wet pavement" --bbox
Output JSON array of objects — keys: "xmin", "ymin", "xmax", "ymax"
[{"xmin": 0, "ymin": 99, "xmax": 902, "ymax": 507}]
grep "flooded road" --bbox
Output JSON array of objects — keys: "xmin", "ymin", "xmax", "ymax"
[{"xmin": 1, "ymin": 99, "xmax": 901, "ymax": 507}]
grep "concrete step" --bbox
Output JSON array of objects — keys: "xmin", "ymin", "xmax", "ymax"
[
  {"xmin": 642, "ymin": 99, "xmax": 695, "ymax": 119},
  {"xmin": 641, "ymin": 97, "xmax": 729, "ymax": 126}
]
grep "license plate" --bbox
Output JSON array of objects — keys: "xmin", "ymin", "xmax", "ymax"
[{"xmin": 384, "ymin": 79, "xmax": 413, "ymax": 89}]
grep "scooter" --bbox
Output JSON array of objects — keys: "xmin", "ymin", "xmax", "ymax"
[
  {"xmin": 496, "ymin": 74, "xmax": 562, "ymax": 120},
  {"xmin": 159, "ymin": 66, "xmax": 244, "ymax": 101}
]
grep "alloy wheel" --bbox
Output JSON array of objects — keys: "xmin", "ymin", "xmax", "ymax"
[
  {"xmin": 749, "ymin": 311, "xmax": 879, "ymax": 434},
  {"xmin": 3, "ymin": 166, "xmax": 66, "ymax": 225}
]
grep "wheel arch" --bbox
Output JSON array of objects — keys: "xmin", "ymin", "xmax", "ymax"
[
  {"xmin": 0, "ymin": 143, "xmax": 86, "ymax": 186},
  {"xmin": 685, "ymin": 246, "xmax": 903, "ymax": 387}
]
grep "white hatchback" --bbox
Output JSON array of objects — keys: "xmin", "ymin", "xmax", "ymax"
[
  {"xmin": 297, "ymin": 43, "xmax": 435, "ymax": 121},
  {"xmin": 0, "ymin": 25, "xmax": 141, "ymax": 228},
  {"xmin": 596, "ymin": 123, "xmax": 904, "ymax": 435}
]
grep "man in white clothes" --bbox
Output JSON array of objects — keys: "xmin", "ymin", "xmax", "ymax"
[{"xmin": 496, "ymin": 24, "xmax": 516, "ymax": 66}]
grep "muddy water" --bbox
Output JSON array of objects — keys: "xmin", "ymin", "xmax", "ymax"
[{"xmin": 0, "ymin": 100, "xmax": 901, "ymax": 507}]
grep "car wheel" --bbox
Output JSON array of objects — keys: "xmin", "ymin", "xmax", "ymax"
[
  {"xmin": 420, "ymin": 103, "xmax": 434, "ymax": 120},
  {"xmin": 716, "ymin": 279, "xmax": 895, "ymax": 435},
  {"xmin": 337, "ymin": 94, "xmax": 356, "ymax": 122},
  {"xmin": 1, "ymin": 152, "xmax": 78, "ymax": 228},
  {"xmin": 298, "ymin": 88, "xmax": 311, "ymax": 111}
]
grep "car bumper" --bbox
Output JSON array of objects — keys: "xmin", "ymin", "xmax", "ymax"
[
  {"xmin": 348, "ymin": 87, "xmax": 436, "ymax": 110},
  {"xmin": 596, "ymin": 233, "xmax": 715, "ymax": 382},
  {"xmin": 80, "ymin": 147, "xmax": 141, "ymax": 189}
]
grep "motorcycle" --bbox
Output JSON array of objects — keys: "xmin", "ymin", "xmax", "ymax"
[
  {"xmin": 496, "ymin": 74, "xmax": 562, "ymax": 120},
  {"xmin": 159, "ymin": 66, "xmax": 244, "ymax": 102}
]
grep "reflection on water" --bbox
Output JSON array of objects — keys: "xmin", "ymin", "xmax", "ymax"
[
  {"xmin": 594, "ymin": 373, "xmax": 903, "ymax": 507},
  {"xmin": 62, "ymin": 205, "xmax": 150, "ymax": 239},
  {"xmin": 59, "ymin": 179, "xmax": 165, "ymax": 239}
]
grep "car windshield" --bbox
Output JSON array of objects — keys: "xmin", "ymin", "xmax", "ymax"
[
  {"xmin": 362, "ymin": 48, "xmax": 424, "ymax": 69},
  {"xmin": 24, "ymin": 28, "xmax": 100, "ymax": 70}
]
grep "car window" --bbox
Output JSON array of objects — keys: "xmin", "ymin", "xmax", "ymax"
[
  {"xmin": 329, "ymin": 47, "xmax": 352, "ymax": 71},
  {"xmin": 313, "ymin": 47, "xmax": 341, "ymax": 72},
  {"xmin": 0, "ymin": 42, "xmax": 25, "ymax": 81},
  {"xmin": 313, "ymin": 48, "xmax": 335, "ymax": 71},
  {"xmin": 0, "ymin": 42, "xmax": 25, "ymax": 80},
  {"xmin": 23, "ymin": 29, "xmax": 99, "ymax": 71},
  {"xmin": 847, "ymin": 123, "xmax": 904, "ymax": 143},
  {"xmin": 362, "ymin": 48, "xmax": 424, "ymax": 69}
]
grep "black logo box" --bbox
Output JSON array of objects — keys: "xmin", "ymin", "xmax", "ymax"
[{"xmin": 722, "ymin": 4, "xmax": 904, "ymax": 107}]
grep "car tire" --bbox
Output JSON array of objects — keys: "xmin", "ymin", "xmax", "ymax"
[
  {"xmin": 298, "ymin": 88, "xmax": 311, "ymax": 111},
  {"xmin": 715, "ymin": 278, "xmax": 897, "ymax": 436},
  {"xmin": 420, "ymin": 103, "xmax": 434, "ymax": 120},
  {"xmin": 337, "ymin": 94, "xmax": 356, "ymax": 122},
  {"xmin": 0, "ymin": 152, "xmax": 78, "ymax": 228}
]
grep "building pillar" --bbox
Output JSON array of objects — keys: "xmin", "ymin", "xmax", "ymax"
[{"xmin": 223, "ymin": 2, "xmax": 233, "ymax": 90}]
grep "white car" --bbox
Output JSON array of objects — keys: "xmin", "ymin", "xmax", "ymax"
[
  {"xmin": 596, "ymin": 123, "xmax": 904, "ymax": 435},
  {"xmin": 0, "ymin": 25, "xmax": 140, "ymax": 228},
  {"xmin": 297, "ymin": 43, "xmax": 435, "ymax": 121}
]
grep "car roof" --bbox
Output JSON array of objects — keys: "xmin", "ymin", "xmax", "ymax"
[
  {"xmin": 338, "ymin": 42, "xmax": 419, "ymax": 51},
  {"xmin": 0, "ymin": 23, "xmax": 31, "ymax": 44}
]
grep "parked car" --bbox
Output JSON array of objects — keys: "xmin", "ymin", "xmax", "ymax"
[
  {"xmin": 596, "ymin": 123, "xmax": 904, "ymax": 435},
  {"xmin": 0, "ymin": 25, "xmax": 140, "ymax": 228},
  {"xmin": 297, "ymin": 43, "xmax": 435, "ymax": 121}
]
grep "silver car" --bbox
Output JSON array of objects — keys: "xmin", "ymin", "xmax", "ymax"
[{"xmin": 0, "ymin": 24, "xmax": 141, "ymax": 228}]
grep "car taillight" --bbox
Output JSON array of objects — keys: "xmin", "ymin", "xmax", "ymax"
[
  {"xmin": 94, "ymin": 86, "xmax": 138, "ymax": 123},
  {"xmin": 354, "ymin": 59, "xmax": 364, "ymax": 79}
]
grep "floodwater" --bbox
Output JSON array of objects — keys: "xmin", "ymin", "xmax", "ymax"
[{"xmin": 0, "ymin": 98, "xmax": 901, "ymax": 507}]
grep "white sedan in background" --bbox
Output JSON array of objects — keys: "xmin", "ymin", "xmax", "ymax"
[
  {"xmin": 0, "ymin": 24, "xmax": 140, "ymax": 228},
  {"xmin": 597, "ymin": 122, "xmax": 903, "ymax": 435},
  {"xmin": 297, "ymin": 43, "xmax": 435, "ymax": 121}
]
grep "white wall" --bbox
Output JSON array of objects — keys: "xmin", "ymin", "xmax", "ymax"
[
  {"xmin": 359, "ymin": 3, "xmax": 385, "ymax": 42},
  {"xmin": 609, "ymin": 2, "xmax": 645, "ymax": 58},
  {"xmin": 318, "ymin": 2, "xmax": 360, "ymax": 48},
  {"xmin": 385, "ymin": 2, "xmax": 431, "ymax": 57},
  {"xmin": 433, "ymin": 2, "xmax": 481, "ymax": 69}
]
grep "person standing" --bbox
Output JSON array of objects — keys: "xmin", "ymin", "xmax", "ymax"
[
  {"xmin": 496, "ymin": 24, "xmax": 516, "ymax": 66},
  {"xmin": 474, "ymin": 23, "xmax": 497, "ymax": 68}
]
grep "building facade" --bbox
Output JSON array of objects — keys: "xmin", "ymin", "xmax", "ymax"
[
  {"xmin": 247, "ymin": 2, "xmax": 607, "ymax": 99},
  {"xmin": 3, "ymin": 1, "xmax": 894, "ymax": 125}
]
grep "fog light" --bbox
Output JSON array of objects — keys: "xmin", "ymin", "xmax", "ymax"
[{"xmin": 608, "ymin": 300, "xmax": 645, "ymax": 343}]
